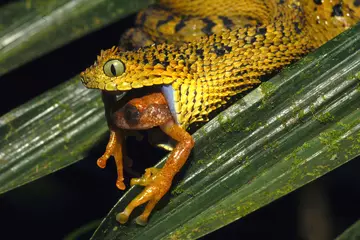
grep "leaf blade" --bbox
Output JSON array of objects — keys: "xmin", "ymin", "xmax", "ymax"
[
  {"xmin": 336, "ymin": 220, "xmax": 360, "ymax": 240},
  {"xmin": 0, "ymin": 0, "xmax": 154, "ymax": 194},
  {"xmin": 0, "ymin": 78, "xmax": 107, "ymax": 194},
  {"xmin": 0, "ymin": 0, "xmax": 153, "ymax": 76}
]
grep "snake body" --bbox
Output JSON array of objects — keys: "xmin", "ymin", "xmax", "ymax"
[{"xmin": 81, "ymin": 0, "xmax": 360, "ymax": 128}]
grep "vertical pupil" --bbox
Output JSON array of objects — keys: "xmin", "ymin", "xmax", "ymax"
[{"xmin": 110, "ymin": 64, "xmax": 117, "ymax": 76}]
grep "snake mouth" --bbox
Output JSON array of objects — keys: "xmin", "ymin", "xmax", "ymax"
[
  {"xmin": 107, "ymin": 85, "xmax": 158, "ymax": 109},
  {"xmin": 107, "ymin": 87, "xmax": 177, "ymax": 152},
  {"xmin": 105, "ymin": 85, "xmax": 179, "ymax": 125},
  {"xmin": 79, "ymin": 71, "xmax": 93, "ymax": 88}
]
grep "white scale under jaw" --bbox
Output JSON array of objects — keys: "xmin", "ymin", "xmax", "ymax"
[{"xmin": 161, "ymin": 84, "xmax": 179, "ymax": 125}]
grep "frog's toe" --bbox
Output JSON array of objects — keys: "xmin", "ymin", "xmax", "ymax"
[
  {"xmin": 130, "ymin": 177, "xmax": 148, "ymax": 186},
  {"xmin": 135, "ymin": 216, "xmax": 148, "ymax": 226},
  {"xmin": 116, "ymin": 212, "xmax": 129, "ymax": 224},
  {"xmin": 116, "ymin": 179, "xmax": 126, "ymax": 190},
  {"xmin": 97, "ymin": 157, "xmax": 107, "ymax": 168}
]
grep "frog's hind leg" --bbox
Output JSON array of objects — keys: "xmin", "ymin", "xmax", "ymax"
[{"xmin": 116, "ymin": 121, "xmax": 194, "ymax": 225}]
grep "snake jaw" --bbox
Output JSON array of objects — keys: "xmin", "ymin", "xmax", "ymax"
[{"xmin": 161, "ymin": 84, "xmax": 180, "ymax": 125}]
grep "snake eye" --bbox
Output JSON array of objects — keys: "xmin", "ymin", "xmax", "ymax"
[{"xmin": 103, "ymin": 59, "xmax": 125, "ymax": 77}]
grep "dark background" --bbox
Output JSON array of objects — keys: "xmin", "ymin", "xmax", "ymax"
[{"xmin": 0, "ymin": 6, "xmax": 359, "ymax": 240}]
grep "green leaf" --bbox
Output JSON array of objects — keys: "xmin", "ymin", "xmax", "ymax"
[
  {"xmin": 0, "ymin": 0, "xmax": 153, "ymax": 76},
  {"xmin": 336, "ymin": 220, "xmax": 360, "ymax": 240},
  {"xmin": 1, "ymin": 1, "xmax": 359, "ymax": 238},
  {"xmin": 0, "ymin": 0, "xmax": 154, "ymax": 194},
  {"xmin": 0, "ymin": 77, "xmax": 106, "ymax": 194},
  {"xmin": 91, "ymin": 23, "xmax": 360, "ymax": 239}
]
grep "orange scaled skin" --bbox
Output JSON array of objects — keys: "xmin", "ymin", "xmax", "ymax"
[{"xmin": 102, "ymin": 92, "xmax": 194, "ymax": 225}]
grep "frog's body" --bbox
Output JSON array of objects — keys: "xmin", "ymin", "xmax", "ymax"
[{"xmin": 80, "ymin": 0, "xmax": 360, "ymax": 225}]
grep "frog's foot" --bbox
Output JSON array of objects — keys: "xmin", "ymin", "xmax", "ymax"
[
  {"xmin": 116, "ymin": 169, "xmax": 172, "ymax": 226},
  {"xmin": 97, "ymin": 130, "xmax": 126, "ymax": 190}
]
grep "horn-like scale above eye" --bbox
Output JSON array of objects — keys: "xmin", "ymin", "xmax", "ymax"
[{"xmin": 103, "ymin": 59, "xmax": 125, "ymax": 77}]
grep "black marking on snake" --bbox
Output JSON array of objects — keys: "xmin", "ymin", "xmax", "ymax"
[
  {"xmin": 245, "ymin": 36, "xmax": 256, "ymax": 44},
  {"xmin": 218, "ymin": 16, "xmax": 234, "ymax": 30},
  {"xmin": 280, "ymin": 24, "xmax": 285, "ymax": 32},
  {"xmin": 213, "ymin": 43, "xmax": 232, "ymax": 57},
  {"xmin": 196, "ymin": 49, "xmax": 204, "ymax": 59},
  {"xmin": 279, "ymin": 0, "xmax": 285, "ymax": 4},
  {"xmin": 143, "ymin": 58, "xmax": 149, "ymax": 64},
  {"xmin": 175, "ymin": 18, "xmax": 186, "ymax": 32},
  {"xmin": 224, "ymin": 46, "xmax": 232, "ymax": 52},
  {"xmin": 162, "ymin": 61, "xmax": 170, "ymax": 68},
  {"xmin": 162, "ymin": 56, "xmax": 169, "ymax": 68},
  {"xmin": 201, "ymin": 18, "xmax": 216, "ymax": 35},
  {"xmin": 355, "ymin": 0, "xmax": 360, "ymax": 7},
  {"xmin": 139, "ymin": 12, "xmax": 147, "ymax": 26},
  {"xmin": 235, "ymin": 70, "xmax": 248, "ymax": 76},
  {"xmin": 156, "ymin": 15, "xmax": 175, "ymax": 29},
  {"xmin": 152, "ymin": 59, "xmax": 161, "ymax": 65},
  {"xmin": 178, "ymin": 54, "xmax": 185, "ymax": 60},
  {"xmin": 256, "ymin": 27, "xmax": 267, "ymax": 35},
  {"xmin": 215, "ymin": 48, "xmax": 225, "ymax": 56},
  {"xmin": 332, "ymin": 4, "xmax": 343, "ymax": 16},
  {"xmin": 313, "ymin": 0, "xmax": 322, "ymax": 5},
  {"xmin": 294, "ymin": 22, "xmax": 301, "ymax": 34}
]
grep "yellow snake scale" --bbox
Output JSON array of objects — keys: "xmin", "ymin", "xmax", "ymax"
[{"xmin": 81, "ymin": 0, "xmax": 360, "ymax": 128}]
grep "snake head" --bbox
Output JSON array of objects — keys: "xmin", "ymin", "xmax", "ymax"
[
  {"xmin": 80, "ymin": 46, "xmax": 131, "ymax": 91},
  {"xmin": 80, "ymin": 45, "xmax": 178, "ymax": 92}
]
